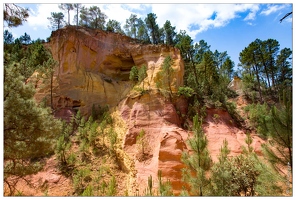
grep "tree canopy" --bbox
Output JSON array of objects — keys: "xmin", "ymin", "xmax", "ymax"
[
  {"xmin": 47, "ymin": 12, "xmax": 65, "ymax": 30},
  {"xmin": 4, "ymin": 3, "xmax": 29, "ymax": 27}
]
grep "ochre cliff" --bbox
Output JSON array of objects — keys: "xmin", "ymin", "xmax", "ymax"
[
  {"xmin": 33, "ymin": 26, "xmax": 183, "ymax": 118},
  {"xmin": 28, "ymin": 26, "xmax": 266, "ymax": 196}
]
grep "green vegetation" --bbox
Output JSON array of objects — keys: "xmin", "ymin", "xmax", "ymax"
[
  {"xmin": 244, "ymin": 91, "xmax": 292, "ymax": 177},
  {"xmin": 58, "ymin": 3, "xmax": 74, "ymax": 25},
  {"xmin": 4, "ymin": 59, "xmax": 62, "ymax": 195},
  {"xmin": 210, "ymin": 135, "xmax": 283, "ymax": 196},
  {"xmin": 136, "ymin": 129, "xmax": 150, "ymax": 160},
  {"xmin": 156, "ymin": 55, "xmax": 174, "ymax": 99},
  {"xmin": 129, "ymin": 65, "xmax": 148, "ymax": 95},
  {"xmin": 47, "ymin": 12, "xmax": 65, "ymax": 30},
  {"xmin": 4, "ymin": 4, "xmax": 29, "ymax": 27},
  {"xmin": 157, "ymin": 170, "xmax": 173, "ymax": 196},
  {"xmin": 143, "ymin": 171, "xmax": 173, "ymax": 196},
  {"xmin": 3, "ymin": 9, "xmax": 63, "ymax": 194},
  {"xmin": 239, "ymin": 38, "xmax": 292, "ymax": 102},
  {"xmin": 181, "ymin": 114, "xmax": 212, "ymax": 196}
]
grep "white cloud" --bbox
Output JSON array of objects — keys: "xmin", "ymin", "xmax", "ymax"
[
  {"xmin": 247, "ymin": 22, "xmax": 256, "ymax": 26},
  {"xmin": 123, "ymin": 4, "xmax": 150, "ymax": 12},
  {"xmin": 260, "ymin": 4, "xmax": 287, "ymax": 16},
  {"xmin": 243, "ymin": 4, "xmax": 260, "ymax": 20},
  {"xmin": 150, "ymin": 4, "xmax": 261, "ymax": 39},
  {"xmin": 27, "ymin": 4, "xmax": 61, "ymax": 29},
  {"xmin": 101, "ymin": 4, "xmax": 140, "ymax": 26}
]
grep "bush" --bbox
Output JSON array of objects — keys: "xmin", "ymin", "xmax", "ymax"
[
  {"xmin": 177, "ymin": 86, "xmax": 195, "ymax": 98},
  {"xmin": 73, "ymin": 168, "xmax": 91, "ymax": 195}
]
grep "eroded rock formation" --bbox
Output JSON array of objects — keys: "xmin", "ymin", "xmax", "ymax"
[
  {"xmin": 33, "ymin": 26, "xmax": 183, "ymax": 117},
  {"xmin": 28, "ymin": 26, "xmax": 266, "ymax": 196}
]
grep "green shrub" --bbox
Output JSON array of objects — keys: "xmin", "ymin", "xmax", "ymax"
[
  {"xmin": 73, "ymin": 168, "xmax": 91, "ymax": 195},
  {"xmin": 177, "ymin": 86, "xmax": 195, "ymax": 98}
]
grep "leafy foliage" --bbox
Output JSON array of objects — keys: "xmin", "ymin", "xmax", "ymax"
[
  {"xmin": 163, "ymin": 20, "xmax": 176, "ymax": 45},
  {"xmin": 129, "ymin": 65, "xmax": 148, "ymax": 93},
  {"xmin": 129, "ymin": 66, "xmax": 138, "ymax": 82},
  {"xmin": 19, "ymin": 32, "xmax": 31, "ymax": 44},
  {"xmin": 177, "ymin": 86, "xmax": 195, "ymax": 98},
  {"xmin": 124, "ymin": 14, "xmax": 138, "ymax": 38}
]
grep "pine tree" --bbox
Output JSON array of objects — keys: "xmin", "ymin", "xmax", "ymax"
[
  {"xmin": 138, "ymin": 65, "xmax": 147, "ymax": 90},
  {"xmin": 19, "ymin": 32, "xmax": 31, "ymax": 44},
  {"xmin": 163, "ymin": 20, "xmax": 176, "ymax": 45},
  {"xmin": 137, "ymin": 18, "xmax": 150, "ymax": 43},
  {"xmin": 56, "ymin": 121, "xmax": 72, "ymax": 166},
  {"xmin": 4, "ymin": 3, "xmax": 29, "ymax": 27},
  {"xmin": 4, "ymin": 61, "xmax": 62, "ymax": 195},
  {"xmin": 129, "ymin": 66, "xmax": 138, "ymax": 82},
  {"xmin": 239, "ymin": 39, "xmax": 263, "ymax": 102},
  {"xmin": 157, "ymin": 56, "xmax": 174, "ymax": 98},
  {"xmin": 124, "ymin": 14, "xmax": 138, "ymax": 38},
  {"xmin": 47, "ymin": 12, "xmax": 65, "ymax": 30},
  {"xmin": 106, "ymin": 19, "xmax": 124, "ymax": 34},
  {"xmin": 145, "ymin": 13, "xmax": 160, "ymax": 44},
  {"xmin": 88, "ymin": 6, "xmax": 107, "ymax": 30},
  {"xmin": 136, "ymin": 129, "xmax": 147, "ymax": 157},
  {"xmin": 58, "ymin": 3, "xmax": 74, "ymax": 25},
  {"xmin": 79, "ymin": 6, "xmax": 90, "ymax": 27},
  {"xmin": 181, "ymin": 114, "xmax": 212, "ymax": 196},
  {"xmin": 4, "ymin": 30, "xmax": 14, "ymax": 45},
  {"xmin": 157, "ymin": 170, "xmax": 173, "ymax": 196},
  {"xmin": 210, "ymin": 139, "xmax": 233, "ymax": 196},
  {"xmin": 275, "ymin": 48, "xmax": 292, "ymax": 94},
  {"xmin": 261, "ymin": 90, "xmax": 292, "ymax": 175},
  {"xmin": 73, "ymin": 3, "xmax": 82, "ymax": 27}
]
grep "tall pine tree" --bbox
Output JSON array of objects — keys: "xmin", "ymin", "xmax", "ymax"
[
  {"xmin": 4, "ymin": 61, "xmax": 62, "ymax": 195},
  {"xmin": 181, "ymin": 114, "xmax": 212, "ymax": 196}
]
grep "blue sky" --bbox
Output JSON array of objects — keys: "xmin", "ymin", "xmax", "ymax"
[{"xmin": 2, "ymin": 1, "xmax": 293, "ymax": 68}]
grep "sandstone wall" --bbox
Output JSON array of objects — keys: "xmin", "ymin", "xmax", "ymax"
[{"xmin": 34, "ymin": 26, "xmax": 184, "ymax": 117}]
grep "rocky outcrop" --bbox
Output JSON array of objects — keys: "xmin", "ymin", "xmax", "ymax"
[
  {"xmin": 228, "ymin": 76, "xmax": 243, "ymax": 94},
  {"xmin": 33, "ymin": 26, "xmax": 183, "ymax": 117}
]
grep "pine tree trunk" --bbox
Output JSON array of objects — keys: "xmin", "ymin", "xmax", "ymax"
[{"xmin": 253, "ymin": 65, "xmax": 262, "ymax": 103}]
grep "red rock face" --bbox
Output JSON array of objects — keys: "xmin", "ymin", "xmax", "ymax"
[
  {"xmin": 119, "ymin": 93, "xmax": 189, "ymax": 195},
  {"xmin": 204, "ymin": 108, "xmax": 265, "ymax": 162}
]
